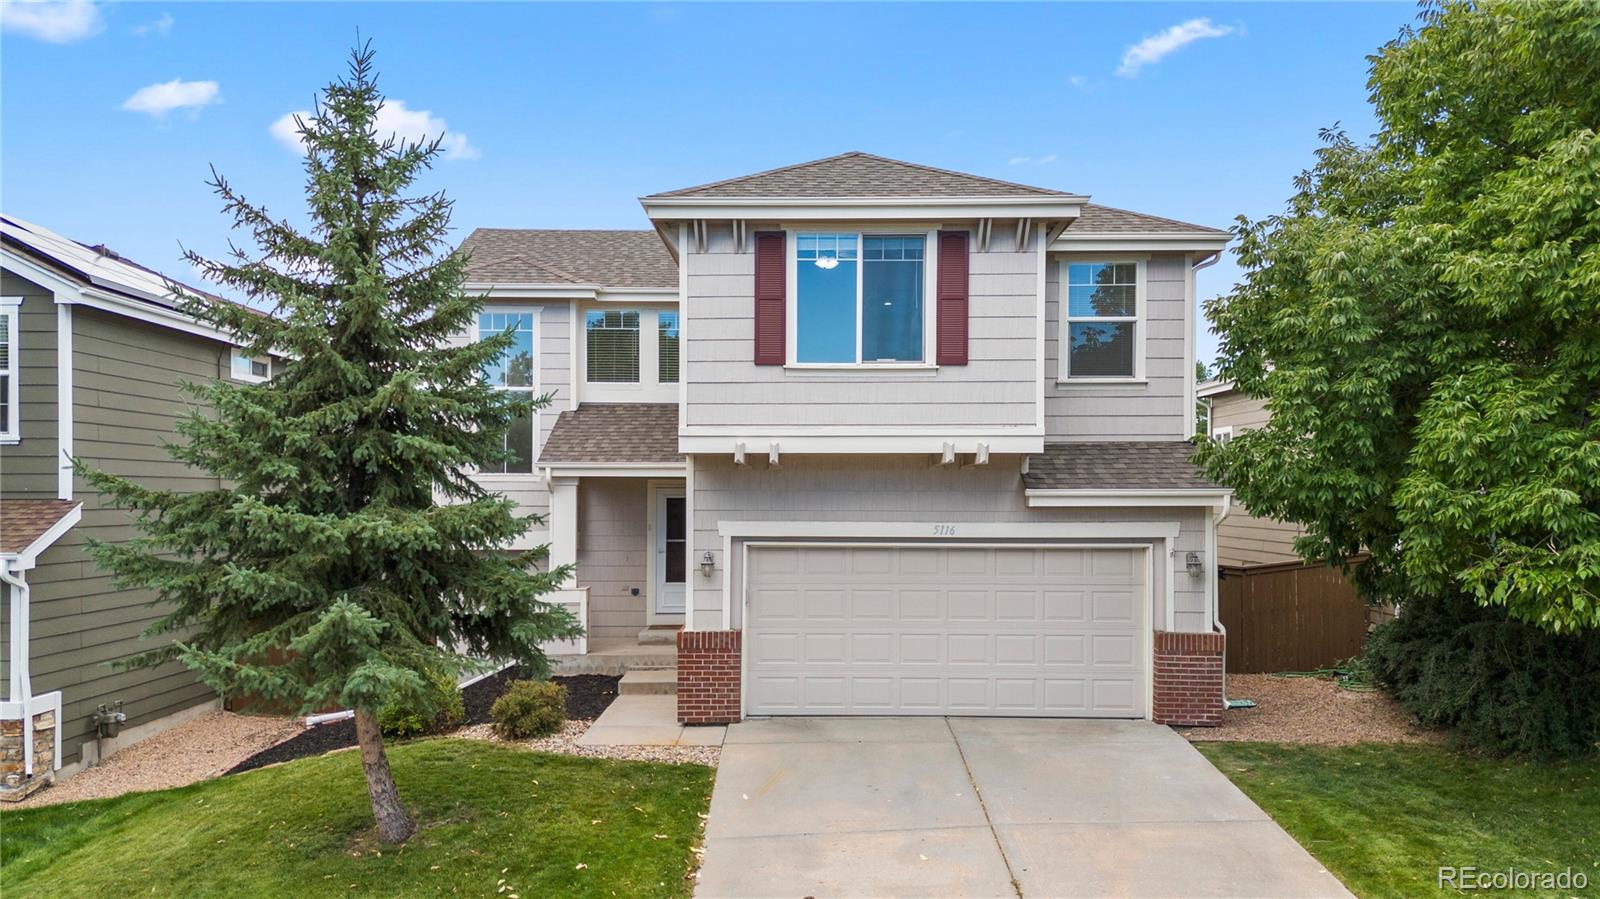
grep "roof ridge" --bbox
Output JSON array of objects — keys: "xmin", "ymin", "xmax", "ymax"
[{"xmin": 646, "ymin": 151, "xmax": 1072, "ymax": 199}]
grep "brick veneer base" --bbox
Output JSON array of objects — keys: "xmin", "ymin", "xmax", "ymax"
[
  {"xmin": 1152, "ymin": 630, "xmax": 1225, "ymax": 726},
  {"xmin": 677, "ymin": 630, "xmax": 742, "ymax": 725}
]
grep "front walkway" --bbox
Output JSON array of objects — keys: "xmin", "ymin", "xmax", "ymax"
[{"xmin": 695, "ymin": 717, "xmax": 1350, "ymax": 898}]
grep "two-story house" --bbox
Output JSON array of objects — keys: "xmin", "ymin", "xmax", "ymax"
[
  {"xmin": 1, "ymin": 215, "xmax": 268, "ymax": 797},
  {"xmin": 463, "ymin": 152, "xmax": 1234, "ymax": 727}
]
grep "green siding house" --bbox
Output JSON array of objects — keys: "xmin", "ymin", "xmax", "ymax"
[{"xmin": 1, "ymin": 215, "xmax": 267, "ymax": 797}]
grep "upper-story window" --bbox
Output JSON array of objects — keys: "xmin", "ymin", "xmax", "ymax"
[
  {"xmin": 658, "ymin": 311, "xmax": 679, "ymax": 384},
  {"xmin": 795, "ymin": 232, "xmax": 928, "ymax": 365},
  {"xmin": 1064, "ymin": 261, "xmax": 1142, "ymax": 380},
  {"xmin": 586, "ymin": 310, "xmax": 640, "ymax": 383},
  {"xmin": 479, "ymin": 310, "xmax": 537, "ymax": 474},
  {"xmin": 1210, "ymin": 425, "xmax": 1233, "ymax": 444},
  {"xmin": 230, "ymin": 348, "xmax": 271, "ymax": 383},
  {"xmin": 0, "ymin": 299, "xmax": 18, "ymax": 443}
]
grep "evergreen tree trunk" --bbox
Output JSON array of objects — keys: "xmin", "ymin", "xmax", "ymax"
[{"xmin": 354, "ymin": 709, "xmax": 416, "ymax": 844}]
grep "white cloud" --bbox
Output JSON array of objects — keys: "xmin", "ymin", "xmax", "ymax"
[
  {"xmin": 0, "ymin": 0, "xmax": 103, "ymax": 43},
  {"xmin": 1007, "ymin": 154, "xmax": 1058, "ymax": 167},
  {"xmin": 131, "ymin": 11, "xmax": 173, "ymax": 37},
  {"xmin": 1117, "ymin": 17, "xmax": 1233, "ymax": 78},
  {"xmin": 121, "ymin": 79, "xmax": 220, "ymax": 118},
  {"xmin": 270, "ymin": 100, "xmax": 479, "ymax": 160}
]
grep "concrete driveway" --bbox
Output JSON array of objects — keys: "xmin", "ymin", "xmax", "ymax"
[{"xmin": 695, "ymin": 717, "xmax": 1350, "ymax": 898}]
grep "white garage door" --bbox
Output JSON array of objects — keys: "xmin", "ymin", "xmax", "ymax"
[{"xmin": 745, "ymin": 544, "xmax": 1147, "ymax": 717}]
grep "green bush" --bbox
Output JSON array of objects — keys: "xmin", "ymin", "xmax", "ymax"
[
  {"xmin": 491, "ymin": 680, "xmax": 567, "ymax": 740},
  {"xmin": 1364, "ymin": 592, "xmax": 1600, "ymax": 757},
  {"xmin": 378, "ymin": 670, "xmax": 466, "ymax": 738}
]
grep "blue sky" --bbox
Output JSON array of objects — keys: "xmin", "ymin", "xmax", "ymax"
[{"xmin": 2, "ymin": 2, "xmax": 1417, "ymax": 364}]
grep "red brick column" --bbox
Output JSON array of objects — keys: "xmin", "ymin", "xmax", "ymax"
[
  {"xmin": 677, "ymin": 630, "xmax": 741, "ymax": 725},
  {"xmin": 1152, "ymin": 630, "xmax": 1225, "ymax": 726}
]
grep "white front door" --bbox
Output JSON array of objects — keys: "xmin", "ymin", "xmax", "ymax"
[{"xmin": 654, "ymin": 491, "xmax": 687, "ymax": 615}]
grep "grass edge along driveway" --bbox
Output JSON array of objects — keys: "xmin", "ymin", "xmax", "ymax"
[
  {"xmin": 1, "ymin": 738, "xmax": 713, "ymax": 898},
  {"xmin": 1197, "ymin": 741, "xmax": 1600, "ymax": 898}
]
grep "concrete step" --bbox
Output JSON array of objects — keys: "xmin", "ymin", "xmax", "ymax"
[
  {"xmin": 619, "ymin": 667, "xmax": 678, "ymax": 696},
  {"xmin": 637, "ymin": 627, "xmax": 681, "ymax": 646}
]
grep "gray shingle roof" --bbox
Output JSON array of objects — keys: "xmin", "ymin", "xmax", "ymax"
[
  {"xmin": 538, "ymin": 403, "xmax": 683, "ymax": 465},
  {"xmin": 460, "ymin": 229, "xmax": 677, "ymax": 290},
  {"xmin": 1067, "ymin": 204, "xmax": 1228, "ymax": 236},
  {"xmin": 647, "ymin": 151, "xmax": 1073, "ymax": 199},
  {"xmin": 1023, "ymin": 442, "xmax": 1223, "ymax": 490}
]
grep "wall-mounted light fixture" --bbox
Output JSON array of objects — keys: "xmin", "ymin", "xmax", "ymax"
[
  {"xmin": 699, "ymin": 551, "xmax": 716, "ymax": 578},
  {"xmin": 1185, "ymin": 551, "xmax": 1205, "ymax": 577}
]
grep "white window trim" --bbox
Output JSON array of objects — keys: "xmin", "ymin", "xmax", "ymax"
[
  {"xmin": 478, "ymin": 305, "xmax": 541, "ymax": 476},
  {"xmin": 1210, "ymin": 425, "xmax": 1233, "ymax": 443},
  {"xmin": 229, "ymin": 348, "xmax": 272, "ymax": 384},
  {"xmin": 1057, "ymin": 257, "xmax": 1147, "ymax": 384},
  {"xmin": 784, "ymin": 228, "xmax": 940, "ymax": 369},
  {"xmin": 1, "ymin": 297, "xmax": 20, "ymax": 444},
  {"xmin": 577, "ymin": 303, "xmax": 677, "ymax": 403},
  {"xmin": 584, "ymin": 308, "xmax": 644, "ymax": 386}
]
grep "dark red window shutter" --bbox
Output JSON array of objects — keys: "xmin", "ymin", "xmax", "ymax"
[
  {"xmin": 753, "ymin": 231, "xmax": 786, "ymax": 365},
  {"xmin": 936, "ymin": 231, "xmax": 970, "ymax": 365}
]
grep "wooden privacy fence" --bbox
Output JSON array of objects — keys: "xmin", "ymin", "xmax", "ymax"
[{"xmin": 1218, "ymin": 560, "xmax": 1370, "ymax": 674}]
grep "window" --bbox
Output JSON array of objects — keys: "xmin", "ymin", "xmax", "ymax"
[
  {"xmin": 1064, "ymin": 261, "xmax": 1140, "ymax": 379},
  {"xmin": 0, "ymin": 300, "xmax": 17, "ymax": 442},
  {"xmin": 586, "ymin": 310, "xmax": 640, "ymax": 383},
  {"xmin": 479, "ymin": 310, "xmax": 537, "ymax": 474},
  {"xmin": 658, "ymin": 311, "xmax": 679, "ymax": 384},
  {"xmin": 1211, "ymin": 425, "xmax": 1233, "ymax": 444},
  {"xmin": 230, "ymin": 349, "xmax": 271, "ymax": 383},
  {"xmin": 795, "ymin": 232, "xmax": 927, "ymax": 364}
]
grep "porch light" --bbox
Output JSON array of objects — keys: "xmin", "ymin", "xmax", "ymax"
[
  {"xmin": 700, "ymin": 551, "xmax": 716, "ymax": 578},
  {"xmin": 1185, "ymin": 551, "xmax": 1205, "ymax": 577}
]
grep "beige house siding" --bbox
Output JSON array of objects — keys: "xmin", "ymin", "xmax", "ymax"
[
  {"xmin": 25, "ymin": 307, "xmax": 223, "ymax": 765},
  {"xmin": 576, "ymin": 477, "xmax": 649, "ymax": 641},
  {"xmin": 1209, "ymin": 389, "xmax": 1303, "ymax": 566},
  {"xmin": 689, "ymin": 454, "xmax": 1212, "ymax": 634},
  {"xmin": 2, "ymin": 270, "xmax": 59, "ymax": 497},
  {"xmin": 681, "ymin": 224, "xmax": 1038, "ymax": 430},
  {"xmin": 1043, "ymin": 254, "xmax": 1191, "ymax": 441}
]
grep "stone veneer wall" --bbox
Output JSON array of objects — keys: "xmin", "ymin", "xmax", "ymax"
[{"xmin": 1, "ymin": 708, "xmax": 58, "ymax": 800}]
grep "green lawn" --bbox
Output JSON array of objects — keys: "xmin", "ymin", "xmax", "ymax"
[
  {"xmin": 0, "ymin": 739, "xmax": 713, "ymax": 898},
  {"xmin": 1198, "ymin": 742, "xmax": 1600, "ymax": 898}
]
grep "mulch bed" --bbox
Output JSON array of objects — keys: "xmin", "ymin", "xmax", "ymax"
[{"xmin": 225, "ymin": 670, "xmax": 620, "ymax": 776}]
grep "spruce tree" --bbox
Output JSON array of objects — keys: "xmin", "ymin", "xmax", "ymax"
[{"xmin": 81, "ymin": 45, "xmax": 579, "ymax": 843}]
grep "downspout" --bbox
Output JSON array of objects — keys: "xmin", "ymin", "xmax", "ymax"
[{"xmin": 1210, "ymin": 494, "xmax": 1233, "ymax": 707}]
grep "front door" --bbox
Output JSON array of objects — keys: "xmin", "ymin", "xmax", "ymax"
[{"xmin": 654, "ymin": 491, "xmax": 687, "ymax": 615}]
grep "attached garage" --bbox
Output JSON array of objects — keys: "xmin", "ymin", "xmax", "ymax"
[{"xmin": 744, "ymin": 543, "xmax": 1149, "ymax": 718}]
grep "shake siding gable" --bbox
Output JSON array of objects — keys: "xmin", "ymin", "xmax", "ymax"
[
  {"xmin": 1, "ymin": 270, "xmax": 59, "ymax": 497},
  {"xmin": 682, "ymin": 223, "xmax": 1036, "ymax": 429},
  {"xmin": 1044, "ymin": 253, "xmax": 1190, "ymax": 440}
]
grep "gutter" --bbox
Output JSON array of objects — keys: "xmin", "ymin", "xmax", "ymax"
[{"xmin": 1209, "ymin": 493, "xmax": 1234, "ymax": 707}]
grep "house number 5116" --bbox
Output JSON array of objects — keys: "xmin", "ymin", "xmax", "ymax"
[{"xmin": 933, "ymin": 525, "xmax": 957, "ymax": 536}]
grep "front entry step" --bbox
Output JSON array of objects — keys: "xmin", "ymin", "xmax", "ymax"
[
  {"xmin": 637, "ymin": 626, "xmax": 681, "ymax": 646},
  {"xmin": 619, "ymin": 667, "xmax": 677, "ymax": 696}
]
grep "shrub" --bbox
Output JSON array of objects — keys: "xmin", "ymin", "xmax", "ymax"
[
  {"xmin": 1363, "ymin": 592, "xmax": 1600, "ymax": 757},
  {"xmin": 491, "ymin": 679, "xmax": 567, "ymax": 740},
  {"xmin": 378, "ymin": 670, "xmax": 466, "ymax": 738}
]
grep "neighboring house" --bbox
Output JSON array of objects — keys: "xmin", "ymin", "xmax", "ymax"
[
  {"xmin": 1197, "ymin": 377, "xmax": 1381, "ymax": 672},
  {"xmin": 0, "ymin": 215, "xmax": 268, "ymax": 797},
  {"xmin": 460, "ymin": 152, "xmax": 1236, "ymax": 726}
]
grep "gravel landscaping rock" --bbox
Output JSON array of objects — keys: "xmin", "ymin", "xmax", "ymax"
[
  {"xmin": 226, "ymin": 671, "xmax": 620, "ymax": 776},
  {"xmin": 1179, "ymin": 673, "xmax": 1444, "ymax": 745},
  {"xmin": 455, "ymin": 720, "xmax": 720, "ymax": 767},
  {"xmin": 7, "ymin": 711, "xmax": 301, "ymax": 810}
]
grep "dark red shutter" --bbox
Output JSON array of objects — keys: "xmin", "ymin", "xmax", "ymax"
[
  {"xmin": 936, "ymin": 230, "xmax": 970, "ymax": 365},
  {"xmin": 753, "ymin": 231, "xmax": 786, "ymax": 365}
]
